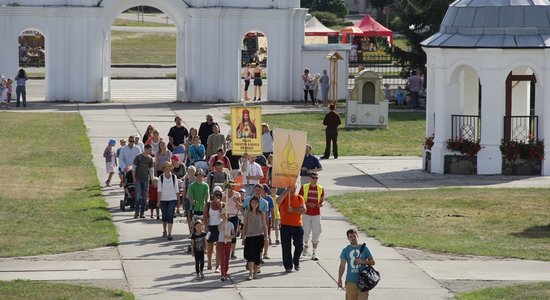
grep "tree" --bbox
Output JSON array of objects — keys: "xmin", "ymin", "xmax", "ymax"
[
  {"xmin": 390, "ymin": 0, "xmax": 453, "ymax": 77},
  {"xmin": 301, "ymin": 0, "xmax": 348, "ymax": 19}
]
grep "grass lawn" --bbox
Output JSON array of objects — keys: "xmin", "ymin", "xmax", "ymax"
[
  {"xmin": 111, "ymin": 31, "xmax": 176, "ymax": 64},
  {"xmin": 457, "ymin": 281, "xmax": 550, "ymax": 300},
  {"xmin": 262, "ymin": 111, "xmax": 425, "ymax": 156},
  {"xmin": 0, "ymin": 280, "xmax": 134, "ymax": 300},
  {"xmin": 0, "ymin": 112, "xmax": 118, "ymax": 257},
  {"xmin": 112, "ymin": 18, "xmax": 174, "ymax": 27},
  {"xmin": 329, "ymin": 188, "xmax": 550, "ymax": 260}
]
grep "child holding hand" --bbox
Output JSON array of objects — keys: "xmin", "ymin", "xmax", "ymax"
[
  {"xmin": 218, "ymin": 208, "xmax": 235, "ymax": 281},
  {"xmin": 148, "ymin": 178, "xmax": 160, "ymax": 219}
]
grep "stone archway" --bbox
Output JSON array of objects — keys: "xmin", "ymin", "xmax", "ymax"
[{"xmin": 100, "ymin": 0, "xmax": 188, "ymax": 101}]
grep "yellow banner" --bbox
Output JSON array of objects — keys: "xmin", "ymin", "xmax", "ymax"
[
  {"xmin": 230, "ymin": 106, "xmax": 262, "ymax": 155},
  {"xmin": 271, "ymin": 128, "xmax": 307, "ymax": 188}
]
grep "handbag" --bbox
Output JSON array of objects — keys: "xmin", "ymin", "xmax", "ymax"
[{"xmin": 356, "ymin": 243, "xmax": 381, "ymax": 292}]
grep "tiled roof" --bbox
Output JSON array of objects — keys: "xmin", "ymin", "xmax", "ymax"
[{"xmin": 422, "ymin": 0, "xmax": 550, "ymax": 48}]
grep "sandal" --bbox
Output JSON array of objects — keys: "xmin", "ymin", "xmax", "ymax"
[{"xmin": 162, "ymin": 231, "xmax": 167, "ymax": 237}]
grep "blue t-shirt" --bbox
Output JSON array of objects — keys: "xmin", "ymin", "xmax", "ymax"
[
  {"xmin": 340, "ymin": 244, "xmax": 372, "ymax": 283},
  {"xmin": 263, "ymin": 195, "xmax": 274, "ymax": 219},
  {"xmin": 243, "ymin": 195, "xmax": 268, "ymax": 213}
]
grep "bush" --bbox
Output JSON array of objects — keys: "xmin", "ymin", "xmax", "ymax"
[
  {"xmin": 303, "ymin": 0, "xmax": 348, "ymax": 19},
  {"xmin": 311, "ymin": 11, "xmax": 338, "ymax": 26}
]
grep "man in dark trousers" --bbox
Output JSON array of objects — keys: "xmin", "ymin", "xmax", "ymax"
[
  {"xmin": 198, "ymin": 114, "xmax": 218, "ymax": 153},
  {"xmin": 168, "ymin": 116, "xmax": 189, "ymax": 152},
  {"xmin": 321, "ymin": 104, "xmax": 341, "ymax": 159}
]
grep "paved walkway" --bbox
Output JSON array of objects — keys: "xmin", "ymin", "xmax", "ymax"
[{"xmin": 2, "ymin": 102, "xmax": 550, "ymax": 299}]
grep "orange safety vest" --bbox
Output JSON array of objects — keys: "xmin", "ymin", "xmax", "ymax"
[{"xmin": 303, "ymin": 183, "xmax": 323, "ymax": 203}]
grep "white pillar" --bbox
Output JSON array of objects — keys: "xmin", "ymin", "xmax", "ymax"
[
  {"xmin": 541, "ymin": 50, "xmax": 550, "ymax": 175},
  {"xmin": 477, "ymin": 49, "xmax": 505, "ymax": 174},
  {"xmin": 428, "ymin": 49, "xmax": 447, "ymax": 174}
]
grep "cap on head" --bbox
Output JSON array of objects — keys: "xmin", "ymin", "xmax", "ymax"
[
  {"xmin": 108, "ymin": 139, "xmax": 116, "ymax": 145},
  {"xmin": 170, "ymin": 155, "xmax": 180, "ymax": 162}
]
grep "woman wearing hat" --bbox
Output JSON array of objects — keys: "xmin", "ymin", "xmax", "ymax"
[
  {"xmin": 103, "ymin": 139, "xmax": 117, "ymax": 187},
  {"xmin": 157, "ymin": 162, "xmax": 180, "ymax": 241}
]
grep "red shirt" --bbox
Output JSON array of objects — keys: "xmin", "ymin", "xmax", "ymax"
[
  {"xmin": 148, "ymin": 185, "xmax": 158, "ymax": 202},
  {"xmin": 299, "ymin": 184, "xmax": 324, "ymax": 216}
]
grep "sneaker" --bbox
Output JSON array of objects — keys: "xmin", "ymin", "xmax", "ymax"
[
  {"xmin": 156, "ymin": 216, "xmax": 160, "ymax": 220},
  {"xmin": 167, "ymin": 235, "xmax": 173, "ymax": 241},
  {"xmin": 285, "ymin": 269, "xmax": 292, "ymax": 273},
  {"xmin": 231, "ymin": 253, "xmax": 237, "ymax": 260},
  {"xmin": 105, "ymin": 180, "xmax": 111, "ymax": 187},
  {"xmin": 302, "ymin": 245, "xmax": 309, "ymax": 256},
  {"xmin": 139, "ymin": 214, "xmax": 145, "ymax": 219},
  {"xmin": 312, "ymin": 253, "xmax": 319, "ymax": 261},
  {"xmin": 134, "ymin": 212, "xmax": 139, "ymax": 219},
  {"xmin": 275, "ymin": 240, "xmax": 280, "ymax": 245},
  {"xmin": 200, "ymin": 273, "xmax": 204, "ymax": 279},
  {"xmin": 215, "ymin": 267, "xmax": 220, "ymax": 273},
  {"xmin": 187, "ymin": 245, "xmax": 192, "ymax": 253},
  {"xmin": 263, "ymin": 254, "xmax": 270, "ymax": 259},
  {"xmin": 294, "ymin": 265, "xmax": 300, "ymax": 271}
]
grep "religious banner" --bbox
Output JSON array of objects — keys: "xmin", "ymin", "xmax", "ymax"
[
  {"xmin": 271, "ymin": 128, "xmax": 307, "ymax": 188},
  {"xmin": 230, "ymin": 106, "xmax": 262, "ymax": 155}
]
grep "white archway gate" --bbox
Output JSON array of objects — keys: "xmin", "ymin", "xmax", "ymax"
[{"xmin": 0, "ymin": 0, "xmax": 307, "ymax": 102}]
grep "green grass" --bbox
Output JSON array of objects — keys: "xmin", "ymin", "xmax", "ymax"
[
  {"xmin": 0, "ymin": 112, "xmax": 118, "ymax": 257},
  {"xmin": 262, "ymin": 112, "xmax": 425, "ymax": 156},
  {"xmin": 111, "ymin": 31, "xmax": 176, "ymax": 64},
  {"xmin": 112, "ymin": 18, "xmax": 174, "ymax": 27},
  {"xmin": 0, "ymin": 280, "xmax": 134, "ymax": 300},
  {"xmin": 329, "ymin": 188, "xmax": 550, "ymax": 261},
  {"xmin": 457, "ymin": 281, "xmax": 550, "ymax": 300}
]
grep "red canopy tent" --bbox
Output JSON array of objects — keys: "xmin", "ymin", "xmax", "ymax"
[{"xmin": 341, "ymin": 15, "xmax": 393, "ymax": 45}]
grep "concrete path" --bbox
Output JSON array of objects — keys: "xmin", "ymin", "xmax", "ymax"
[{"xmin": 2, "ymin": 102, "xmax": 550, "ymax": 299}]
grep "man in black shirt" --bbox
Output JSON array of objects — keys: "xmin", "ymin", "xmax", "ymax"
[
  {"xmin": 198, "ymin": 114, "xmax": 218, "ymax": 152},
  {"xmin": 168, "ymin": 116, "xmax": 189, "ymax": 152}
]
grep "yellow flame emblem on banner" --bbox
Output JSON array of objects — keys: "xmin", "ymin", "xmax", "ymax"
[{"xmin": 280, "ymin": 135, "xmax": 298, "ymax": 170}]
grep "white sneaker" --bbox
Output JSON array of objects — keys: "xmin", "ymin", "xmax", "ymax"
[
  {"xmin": 312, "ymin": 252, "xmax": 319, "ymax": 261},
  {"xmin": 302, "ymin": 245, "xmax": 309, "ymax": 256}
]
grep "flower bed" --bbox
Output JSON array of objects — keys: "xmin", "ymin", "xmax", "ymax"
[{"xmin": 500, "ymin": 139, "xmax": 544, "ymax": 175}]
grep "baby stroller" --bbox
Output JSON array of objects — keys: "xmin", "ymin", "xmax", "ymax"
[
  {"xmin": 192, "ymin": 159, "xmax": 209, "ymax": 175},
  {"xmin": 120, "ymin": 169, "xmax": 136, "ymax": 211}
]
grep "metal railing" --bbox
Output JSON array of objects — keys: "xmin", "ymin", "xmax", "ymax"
[
  {"xmin": 451, "ymin": 115, "xmax": 480, "ymax": 141},
  {"xmin": 503, "ymin": 116, "xmax": 538, "ymax": 141}
]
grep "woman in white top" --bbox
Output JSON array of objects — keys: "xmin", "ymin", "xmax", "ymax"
[
  {"xmin": 223, "ymin": 182, "xmax": 242, "ymax": 259},
  {"xmin": 203, "ymin": 187, "xmax": 224, "ymax": 272},
  {"xmin": 157, "ymin": 162, "xmax": 180, "ymax": 241},
  {"xmin": 241, "ymin": 155, "xmax": 264, "ymax": 196}
]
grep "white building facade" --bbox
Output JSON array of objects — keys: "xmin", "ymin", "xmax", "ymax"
[
  {"xmin": 422, "ymin": 0, "xmax": 550, "ymax": 175},
  {"xmin": 0, "ymin": 0, "xmax": 316, "ymax": 102}
]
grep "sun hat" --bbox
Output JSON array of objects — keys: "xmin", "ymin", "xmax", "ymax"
[
  {"xmin": 213, "ymin": 186, "xmax": 223, "ymax": 193},
  {"xmin": 161, "ymin": 162, "xmax": 174, "ymax": 171},
  {"xmin": 239, "ymin": 188, "xmax": 247, "ymax": 193}
]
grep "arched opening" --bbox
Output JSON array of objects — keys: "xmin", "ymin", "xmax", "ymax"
[
  {"xmin": 109, "ymin": 6, "xmax": 177, "ymax": 102},
  {"xmin": 17, "ymin": 28, "xmax": 46, "ymax": 104},
  {"xmin": 361, "ymin": 82, "xmax": 375, "ymax": 104},
  {"xmin": 505, "ymin": 66, "xmax": 537, "ymax": 141},
  {"xmin": 448, "ymin": 65, "xmax": 481, "ymax": 141},
  {"xmin": 240, "ymin": 31, "xmax": 268, "ymax": 101}
]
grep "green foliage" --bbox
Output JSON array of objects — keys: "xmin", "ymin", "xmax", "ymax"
[
  {"xmin": 329, "ymin": 188, "xmax": 550, "ymax": 260},
  {"xmin": 302, "ymin": 0, "xmax": 348, "ymax": 18},
  {"xmin": 390, "ymin": 0, "xmax": 453, "ymax": 76},
  {"xmin": 0, "ymin": 280, "xmax": 135, "ymax": 300},
  {"xmin": 0, "ymin": 112, "xmax": 118, "ymax": 257},
  {"xmin": 457, "ymin": 281, "xmax": 550, "ymax": 300},
  {"xmin": 310, "ymin": 11, "xmax": 352, "ymax": 27},
  {"xmin": 262, "ymin": 111, "xmax": 425, "ymax": 157}
]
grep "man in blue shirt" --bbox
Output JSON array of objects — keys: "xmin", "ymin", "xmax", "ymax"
[
  {"xmin": 337, "ymin": 228, "xmax": 375, "ymax": 300},
  {"xmin": 300, "ymin": 144, "xmax": 322, "ymax": 184}
]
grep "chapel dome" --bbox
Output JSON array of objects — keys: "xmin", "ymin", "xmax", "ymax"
[{"xmin": 422, "ymin": 0, "xmax": 550, "ymax": 48}]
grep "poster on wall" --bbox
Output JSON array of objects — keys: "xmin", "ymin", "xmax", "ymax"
[
  {"xmin": 230, "ymin": 106, "xmax": 262, "ymax": 155},
  {"xmin": 271, "ymin": 128, "xmax": 307, "ymax": 188}
]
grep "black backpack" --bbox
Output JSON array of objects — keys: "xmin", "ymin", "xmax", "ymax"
[{"xmin": 356, "ymin": 243, "xmax": 381, "ymax": 292}]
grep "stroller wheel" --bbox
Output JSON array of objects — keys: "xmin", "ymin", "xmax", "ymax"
[{"xmin": 120, "ymin": 200, "xmax": 125, "ymax": 211}]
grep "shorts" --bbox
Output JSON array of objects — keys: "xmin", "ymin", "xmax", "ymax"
[
  {"xmin": 183, "ymin": 197, "xmax": 192, "ymax": 216},
  {"xmin": 254, "ymin": 78, "xmax": 262, "ymax": 86},
  {"xmin": 106, "ymin": 162, "xmax": 116, "ymax": 174},
  {"xmin": 207, "ymin": 225, "xmax": 219, "ymax": 243},
  {"xmin": 244, "ymin": 79, "xmax": 250, "ymax": 91},
  {"xmin": 345, "ymin": 282, "xmax": 369, "ymax": 300},
  {"xmin": 303, "ymin": 214, "xmax": 322, "ymax": 243}
]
